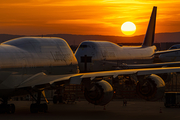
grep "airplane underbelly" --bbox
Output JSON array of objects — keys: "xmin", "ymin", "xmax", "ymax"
[{"xmin": 0, "ymin": 88, "xmax": 31, "ymax": 98}]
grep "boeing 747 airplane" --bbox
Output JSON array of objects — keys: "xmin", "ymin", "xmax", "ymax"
[
  {"xmin": 75, "ymin": 7, "xmax": 180, "ymax": 73},
  {"xmin": 1, "ymin": 36, "xmax": 180, "ymax": 114},
  {"xmin": 75, "ymin": 6, "xmax": 157, "ymax": 72},
  {"xmin": 0, "ymin": 6, "xmax": 180, "ymax": 114}
]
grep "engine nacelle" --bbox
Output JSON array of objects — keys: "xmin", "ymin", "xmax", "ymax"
[
  {"xmin": 84, "ymin": 80, "xmax": 114, "ymax": 106},
  {"xmin": 136, "ymin": 74, "xmax": 165, "ymax": 101},
  {"xmin": 158, "ymin": 73, "xmax": 173, "ymax": 83}
]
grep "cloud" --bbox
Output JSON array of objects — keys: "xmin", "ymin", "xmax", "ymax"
[{"xmin": 1, "ymin": 0, "xmax": 180, "ymax": 36}]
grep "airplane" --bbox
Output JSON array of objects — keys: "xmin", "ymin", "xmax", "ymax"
[
  {"xmin": 74, "ymin": 6, "xmax": 180, "ymax": 84},
  {"xmin": 0, "ymin": 6, "xmax": 180, "ymax": 114},
  {"xmin": 75, "ymin": 6, "xmax": 158, "ymax": 72},
  {"xmin": 75, "ymin": 6, "xmax": 180, "ymax": 73},
  {"xmin": 1, "ymin": 36, "xmax": 180, "ymax": 114},
  {"xmin": 158, "ymin": 44, "xmax": 180, "ymax": 62}
]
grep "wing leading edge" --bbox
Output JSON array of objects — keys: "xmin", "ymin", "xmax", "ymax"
[
  {"xmin": 155, "ymin": 49, "xmax": 180, "ymax": 55},
  {"xmin": 17, "ymin": 67, "xmax": 180, "ymax": 90}
]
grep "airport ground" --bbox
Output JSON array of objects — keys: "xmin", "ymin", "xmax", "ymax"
[
  {"xmin": 4, "ymin": 73, "xmax": 180, "ymax": 120},
  {"xmin": 0, "ymin": 99, "xmax": 180, "ymax": 120},
  {"xmin": 2, "ymin": 66, "xmax": 180, "ymax": 119}
]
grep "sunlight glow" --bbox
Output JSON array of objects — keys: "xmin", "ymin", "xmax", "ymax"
[{"xmin": 121, "ymin": 21, "xmax": 136, "ymax": 35}]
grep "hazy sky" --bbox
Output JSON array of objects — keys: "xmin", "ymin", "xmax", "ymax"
[{"xmin": 1, "ymin": 0, "xmax": 180, "ymax": 36}]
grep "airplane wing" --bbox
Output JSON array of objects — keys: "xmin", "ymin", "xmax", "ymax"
[
  {"xmin": 103, "ymin": 61, "xmax": 180, "ymax": 69},
  {"xmin": 17, "ymin": 73, "xmax": 82, "ymax": 89},
  {"xmin": 118, "ymin": 61, "xmax": 180, "ymax": 69},
  {"xmin": 155, "ymin": 49, "xmax": 180, "ymax": 55},
  {"xmin": 17, "ymin": 67, "xmax": 180, "ymax": 90}
]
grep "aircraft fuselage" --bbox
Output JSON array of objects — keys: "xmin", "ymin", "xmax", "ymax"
[
  {"xmin": 0, "ymin": 37, "xmax": 78, "ymax": 97},
  {"xmin": 75, "ymin": 41, "xmax": 156, "ymax": 72}
]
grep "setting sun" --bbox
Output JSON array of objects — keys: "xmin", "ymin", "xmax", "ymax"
[{"xmin": 121, "ymin": 22, "xmax": 136, "ymax": 36}]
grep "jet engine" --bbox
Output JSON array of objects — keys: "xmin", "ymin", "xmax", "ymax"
[
  {"xmin": 158, "ymin": 73, "xmax": 173, "ymax": 83},
  {"xmin": 84, "ymin": 80, "xmax": 114, "ymax": 106},
  {"xmin": 136, "ymin": 74, "xmax": 165, "ymax": 101}
]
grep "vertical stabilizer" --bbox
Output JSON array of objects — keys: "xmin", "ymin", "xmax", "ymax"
[{"xmin": 142, "ymin": 6, "xmax": 157, "ymax": 47}]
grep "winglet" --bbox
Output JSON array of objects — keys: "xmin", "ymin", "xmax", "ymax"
[{"xmin": 142, "ymin": 6, "xmax": 157, "ymax": 47}]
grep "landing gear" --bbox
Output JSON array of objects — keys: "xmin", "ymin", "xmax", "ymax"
[
  {"xmin": 29, "ymin": 91, "xmax": 48, "ymax": 113},
  {"xmin": 0, "ymin": 98, "xmax": 15, "ymax": 114},
  {"xmin": 0, "ymin": 104, "xmax": 15, "ymax": 114},
  {"xmin": 53, "ymin": 87, "xmax": 64, "ymax": 104}
]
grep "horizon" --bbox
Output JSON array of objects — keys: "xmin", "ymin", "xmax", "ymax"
[
  {"xmin": 1, "ymin": 31, "xmax": 180, "ymax": 37},
  {"xmin": 1, "ymin": 32, "xmax": 180, "ymax": 46}
]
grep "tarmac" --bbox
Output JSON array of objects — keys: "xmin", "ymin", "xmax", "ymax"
[{"xmin": 1, "ymin": 99, "xmax": 180, "ymax": 120}]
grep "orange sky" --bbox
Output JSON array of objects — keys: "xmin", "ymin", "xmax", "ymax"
[{"xmin": 1, "ymin": 0, "xmax": 180, "ymax": 36}]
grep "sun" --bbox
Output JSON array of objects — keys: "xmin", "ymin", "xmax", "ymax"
[{"xmin": 121, "ymin": 22, "xmax": 136, "ymax": 36}]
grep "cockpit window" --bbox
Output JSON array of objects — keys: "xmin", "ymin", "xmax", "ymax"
[{"xmin": 79, "ymin": 45, "xmax": 88, "ymax": 48}]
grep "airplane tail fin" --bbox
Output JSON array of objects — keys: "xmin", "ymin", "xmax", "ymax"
[{"xmin": 142, "ymin": 6, "xmax": 157, "ymax": 47}]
